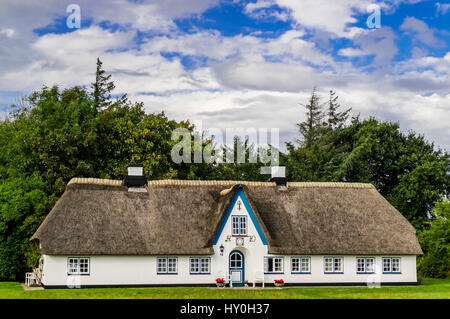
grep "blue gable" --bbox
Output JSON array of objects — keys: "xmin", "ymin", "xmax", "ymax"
[{"xmin": 213, "ymin": 187, "xmax": 268, "ymax": 245}]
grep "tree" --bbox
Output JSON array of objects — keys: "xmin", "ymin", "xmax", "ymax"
[
  {"xmin": 417, "ymin": 200, "xmax": 450, "ymax": 278},
  {"xmin": 0, "ymin": 59, "xmax": 216, "ymax": 280},
  {"xmin": 289, "ymin": 88, "xmax": 351, "ymax": 181},
  {"xmin": 27, "ymin": 86, "xmax": 99, "ymax": 194},
  {"xmin": 334, "ymin": 118, "xmax": 449, "ymax": 229},
  {"xmin": 209, "ymin": 136, "xmax": 270, "ymax": 181},
  {"xmin": 91, "ymin": 57, "xmax": 116, "ymax": 110},
  {"xmin": 326, "ymin": 90, "xmax": 351, "ymax": 130},
  {"xmin": 296, "ymin": 87, "xmax": 325, "ymax": 148}
]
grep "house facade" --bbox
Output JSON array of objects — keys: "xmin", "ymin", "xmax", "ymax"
[{"xmin": 31, "ymin": 177, "xmax": 422, "ymax": 288}]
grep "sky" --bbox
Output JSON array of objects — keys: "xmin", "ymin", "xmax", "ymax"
[{"xmin": 0, "ymin": 0, "xmax": 449, "ymax": 151}]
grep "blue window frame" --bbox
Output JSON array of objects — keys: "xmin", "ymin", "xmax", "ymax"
[
  {"xmin": 382, "ymin": 257, "xmax": 401, "ymax": 273},
  {"xmin": 291, "ymin": 256, "xmax": 311, "ymax": 274},
  {"xmin": 190, "ymin": 257, "xmax": 211, "ymax": 274},
  {"xmin": 157, "ymin": 257, "xmax": 178, "ymax": 274},
  {"xmin": 324, "ymin": 256, "xmax": 344, "ymax": 274},
  {"xmin": 264, "ymin": 256, "xmax": 284, "ymax": 274},
  {"xmin": 356, "ymin": 257, "xmax": 375, "ymax": 274},
  {"xmin": 232, "ymin": 215, "xmax": 247, "ymax": 236}
]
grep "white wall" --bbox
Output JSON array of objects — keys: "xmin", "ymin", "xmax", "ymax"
[
  {"xmin": 41, "ymin": 254, "xmax": 417, "ymax": 287},
  {"xmin": 41, "ymin": 193, "xmax": 417, "ymax": 287}
]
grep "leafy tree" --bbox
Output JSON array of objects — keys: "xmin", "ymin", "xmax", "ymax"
[
  {"xmin": 0, "ymin": 59, "xmax": 216, "ymax": 280},
  {"xmin": 334, "ymin": 118, "xmax": 449, "ymax": 229},
  {"xmin": 96, "ymin": 101, "xmax": 210, "ymax": 180},
  {"xmin": 26, "ymin": 86, "xmax": 99, "ymax": 194},
  {"xmin": 0, "ymin": 174, "xmax": 53, "ymax": 280},
  {"xmin": 417, "ymin": 201, "xmax": 450, "ymax": 278}
]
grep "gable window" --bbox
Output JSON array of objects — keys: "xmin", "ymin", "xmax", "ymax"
[
  {"xmin": 356, "ymin": 257, "xmax": 375, "ymax": 273},
  {"xmin": 291, "ymin": 257, "xmax": 311, "ymax": 273},
  {"xmin": 264, "ymin": 256, "xmax": 283, "ymax": 273},
  {"xmin": 67, "ymin": 257, "xmax": 90, "ymax": 275},
  {"xmin": 382, "ymin": 257, "xmax": 401, "ymax": 273},
  {"xmin": 324, "ymin": 257, "xmax": 343, "ymax": 273},
  {"xmin": 190, "ymin": 257, "xmax": 210, "ymax": 274},
  {"xmin": 232, "ymin": 215, "xmax": 247, "ymax": 236},
  {"xmin": 157, "ymin": 257, "xmax": 177, "ymax": 274}
]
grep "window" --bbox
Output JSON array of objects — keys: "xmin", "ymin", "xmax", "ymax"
[
  {"xmin": 356, "ymin": 257, "xmax": 375, "ymax": 273},
  {"xmin": 67, "ymin": 257, "xmax": 90, "ymax": 275},
  {"xmin": 157, "ymin": 257, "xmax": 177, "ymax": 274},
  {"xmin": 168, "ymin": 258, "xmax": 177, "ymax": 273},
  {"xmin": 230, "ymin": 252, "xmax": 243, "ymax": 269},
  {"xmin": 383, "ymin": 257, "xmax": 401, "ymax": 273},
  {"xmin": 324, "ymin": 257, "xmax": 343, "ymax": 273},
  {"xmin": 190, "ymin": 257, "xmax": 210, "ymax": 274},
  {"xmin": 291, "ymin": 257, "xmax": 311, "ymax": 273},
  {"xmin": 264, "ymin": 256, "xmax": 283, "ymax": 273},
  {"xmin": 232, "ymin": 215, "xmax": 248, "ymax": 236}
]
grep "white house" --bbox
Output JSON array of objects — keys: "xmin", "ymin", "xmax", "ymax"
[{"xmin": 31, "ymin": 169, "xmax": 422, "ymax": 288}]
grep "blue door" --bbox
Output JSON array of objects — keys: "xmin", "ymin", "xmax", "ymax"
[{"xmin": 229, "ymin": 250, "xmax": 244, "ymax": 287}]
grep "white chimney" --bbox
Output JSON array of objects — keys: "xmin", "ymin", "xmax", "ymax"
[
  {"xmin": 269, "ymin": 166, "xmax": 287, "ymax": 187},
  {"xmin": 127, "ymin": 166, "xmax": 143, "ymax": 176},
  {"xmin": 271, "ymin": 166, "xmax": 286, "ymax": 179}
]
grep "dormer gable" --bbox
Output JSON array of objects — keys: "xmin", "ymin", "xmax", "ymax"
[{"xmin": 212, "ymin": 185, "xmax": 268, "ymax": 246}]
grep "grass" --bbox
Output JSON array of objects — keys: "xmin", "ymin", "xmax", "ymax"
[{"xmin": 0, "ymin": 278, "xmax": 448, "ymax": 299}]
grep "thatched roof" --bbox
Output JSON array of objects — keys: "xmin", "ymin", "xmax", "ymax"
[{"xmin": 31, "ymin": 178, "xmax": 422, "ymax": 255}]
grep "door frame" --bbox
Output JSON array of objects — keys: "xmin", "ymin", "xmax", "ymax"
[{"xmin": 229, "ymin": 250, "xmax": 245, "ymax": 286}]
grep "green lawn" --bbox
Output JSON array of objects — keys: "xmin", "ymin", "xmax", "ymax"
[{"xmin": 0, "ymin": 279, "xmax": 448, "ymax": 299}]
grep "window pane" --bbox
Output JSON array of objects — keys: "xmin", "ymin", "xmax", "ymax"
[
  {"xmin": 291, "ymin": 258, "xmax": 300, "ymax": 272},
  {"xmin": 232, "ymin": 216, "xmax": 239, "ymax": 235},
  {"xmin": 392, "ymin": 258, "xmax": 400, "ymax": 272},
  {"xmin": 79, "ymin": 258, "xmax": 89, "ymax": 274},
  {"xmin": 168, "ymin": 258, "xmax": 177, "ymax": 273},
  {"xmin": 157, "ymin": 258, "xmax": 167, "ymax": 273},
  {"xmin": 366, "ymin": 258, "xmax": 374, "ymax": 273},
  {"xmin": 324, "ymin": 258, "xmax": 333, "ymax": 272},
  {"xmin": 201, "ymin": 258, "xmax": 210, "ymax": 273},
  {"xmin": 301, "ymin": 257, "xmax": 310, "ymax": 272},
  {"xmin": 383, "ymin": 258, "xmax": 391, "ymax": 272},
  {"xmin": 274, "ymin": 258, "xmax": 283, "ymax": 272},
  {"xmin": 190, "ymin": 258, "xmax": 199, "ymax": 273},
  {"xmin": 240, "ymin": 216, "xmax": 247, "ymax": 235},
  {"xmin": 334, "ymin": 258, "xmax": 343, "ymax": 272},
  {"xmin": 265, "ymin": 257, "xmax": 274, "ymax": 273},
  {"xmin": 357, "ymin": 258, "xmax": 365, "ymax": 272},
  {"xmin": 68, "ymin": 258, "xmax": 78, "ymax": 274}
]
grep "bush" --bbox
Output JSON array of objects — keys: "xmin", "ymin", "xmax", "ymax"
[{"xmin": 417, "ymin": 201, "xmax": 450, "ymax": 278}]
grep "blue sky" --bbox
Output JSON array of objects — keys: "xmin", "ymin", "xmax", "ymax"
[{"xmin": 0, "ymin": 0, "xmax": 449, "ymax": 150}]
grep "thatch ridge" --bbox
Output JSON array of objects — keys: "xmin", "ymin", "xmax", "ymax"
[{"xmin": 67, "ymin": 177, "xmax": 374, "ymax": 189}]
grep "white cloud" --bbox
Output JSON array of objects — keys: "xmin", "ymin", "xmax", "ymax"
[
  {"xmin": 338, "ymin": 47, "xmax": 371, "ymax": 57},
  {"xmin": 0, "ymin": 0, "xmax": 449, "ymax": 152},
  {"xmin": 268, "ymin": 0, "xmax": 376, "ymax": 37},
  {"xmin": 435, "ymin": 2, "xmax": 450, "ymax": 16},
  {"xmin": 400, "ymin": 16, "xmax": 443, "ymax": 47}
]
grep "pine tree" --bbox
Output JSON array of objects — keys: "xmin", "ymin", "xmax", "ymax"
[
  {"xmin": 327, "ymin": 90, "xmax": 351, "ymax": 129},
  {"xmin": 91, "ymin": 58, "xmax": 115, "ymax": 110},
  {"xmin": 296, "ymin": 87, "xmax": 325, "ymax": 148}
]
